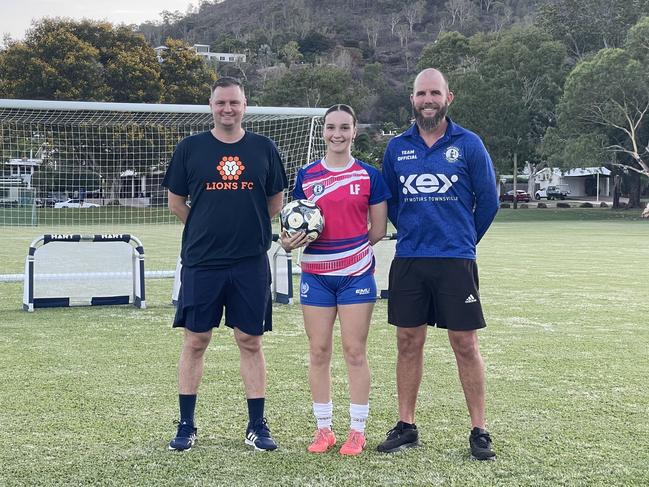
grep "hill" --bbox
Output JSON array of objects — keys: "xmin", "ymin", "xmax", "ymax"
[{"xmin": 136, "ymin": 0, "xmax": 545, "ymax": 123}]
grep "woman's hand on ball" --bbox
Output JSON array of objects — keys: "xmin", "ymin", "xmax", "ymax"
[{"xmin": 279, "ymin": 230, "xmax": 309, "ymax": 251}]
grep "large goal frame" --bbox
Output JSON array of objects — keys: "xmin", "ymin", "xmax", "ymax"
[{"xmin": 0, "ymin": 99, "xmax": 326, "ymax": 226}]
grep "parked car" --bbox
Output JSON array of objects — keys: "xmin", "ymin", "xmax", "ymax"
[
  {"xmin": 54, "ymin": 199, "xmax": 100, "ymax": 208},
  {"xmin": 534, "ymin": 185, "xmax": 570, "ymax": 200},
  {"xmin": 499, "ymin": 190, "xmax": 531, "ymax": 203},
  {"xmin": 36, "ymin": 197, "xmax": 60, "ymax": 208}
]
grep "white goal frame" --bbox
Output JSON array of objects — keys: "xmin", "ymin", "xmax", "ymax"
[{"xmin": 23, "ymin": 233, "xmax": 146, "ymax": 311}]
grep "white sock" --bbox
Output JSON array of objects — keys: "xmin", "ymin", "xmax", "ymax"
[
  {"xmin": 350, "ymin": 403, "xmax": 369, "ymax": 433},
  {"xmin": 313, "ymin": 401, "xmax": 333, "ymax": 429}
]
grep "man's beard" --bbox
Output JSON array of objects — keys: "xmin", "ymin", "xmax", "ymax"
[{"xmin": 413, "ymin": 102, "xmax": 448, "ymax": 132}]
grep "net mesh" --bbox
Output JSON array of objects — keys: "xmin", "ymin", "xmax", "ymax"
[
  {"xmin": 1, "ymin": 103, "xmax": 325, "ymax": 225},
  {"xmin": 1, "ymin": 100, "xmax": 326, "ymax": 273},
  {"xmin": 32, "ymin": 241, "xmax": 136, "ymax": 302}
]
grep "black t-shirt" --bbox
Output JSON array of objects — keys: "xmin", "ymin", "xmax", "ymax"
[{"xmin": 162, "ymin": 130, "xmax": 288, "ymax": 267}]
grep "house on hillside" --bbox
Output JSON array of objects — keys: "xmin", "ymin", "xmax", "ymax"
[{"xmin": 154, "ymin": 44, "xmax": 246, "ymax": 64}]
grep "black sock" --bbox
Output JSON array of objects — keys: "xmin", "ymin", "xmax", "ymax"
[
  {"xmin": 247, "ymin": 398, "xmax": 265, "ymax": 424},
  {"xmin": 179, "ymin": 394, "xmax": 197, "ymax": 425}
]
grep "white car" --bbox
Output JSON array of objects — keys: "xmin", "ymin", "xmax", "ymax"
[
  {"xmin": 534, "ymin": 185, "xmax": 570, "ymax": 200},
  {"xmin": 54, "ymin": 199, "xmax": 100, "ymax": 208}
]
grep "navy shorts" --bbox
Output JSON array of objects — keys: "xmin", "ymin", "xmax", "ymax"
[
  {"xmin": 173, "ymin": 253, "xmax": 272, "ymax": 336},
  {"xmin": 300, "ymin": 271, "xmax": 377, "ymax": 307},
  {"xmin": 387, "ymin": 257, "xmax": 486, "ymax": 331}
]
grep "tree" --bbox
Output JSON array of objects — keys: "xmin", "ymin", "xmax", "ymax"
[
  {"xmin": 279, "ymin": 41, "xmax": 303, "ymax": 68},
  {"xmin": 417, "ymin": 31, "xmax": 473, "ymax": 73},
  {"xmin": 362, "ymin": 18, "xmax": 381, "ymax": 49},
  {"xmin": 441, "ymin": 27, "xmax": 567, "ymax": 180},
  {"xmin": 545, "ymin": 19, "xmax": 649, "ymax": 209},
  {"xmin": 444, "ymin": 0, "xmax": 478, "ymax": 29},
  {"xmin": 389, "ymin": 12, "xmax": 402, "ymax": 36},
  {"xmin": 211, "ymin": 33, "xmax": 246, "ymax": 54},
  {"xmin": 395, "ymin": 24, "xmax": 410, "ymax": 48},
  {"xmin": 159, "ymin": 38, "xmax": 217, "ymax": 104},
  {"xmin": 402, "ymin": 1, "xmax": 425, "ymax": 34},
  {"xmin": 298, "ymin": 31, "xmax": 335, "ymax": 62},
  {"xmin": 538, "ymin": 0, "xmax": 649, "ymax": 62},
  {"xmin": 0, "ymin": 19, "xmax": 162, "ymax": 102},
  {"xmin": 260, "ymin": 65, "xmax": 372, "ymax": 111},
  {"xmin": 479, "ymin": 0, "xmax": 500, "ymax": 12},
  {"xmin": 0, "ymin": 20, "xmax": 105, "ymax": 100}
]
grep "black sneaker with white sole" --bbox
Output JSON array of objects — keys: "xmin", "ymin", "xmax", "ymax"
[
  {"xmin": 168, "ymin": 420, "xmax": 197, "ymax": 451},
  {"xmin": 376, "ymin": 421, "xmax": 421, "ymax": 453},
  {"xmin": 245, "ymin": 417, "xmax": 278, "ymax": 451},
  {"xmin": 469, "ymin": 427, "xmax": 496, "ymax": 461}
]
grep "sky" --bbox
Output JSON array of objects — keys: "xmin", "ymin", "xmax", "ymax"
[{"xmin": 0, "ymin": 0, "xmax": 199, "ymax": 41}]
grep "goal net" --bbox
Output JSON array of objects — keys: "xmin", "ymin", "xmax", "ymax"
[
  {"xmin": 23, "ymin": 234, "xmax": 145, "ymax": 311},
  {"xmin": 0, "ymin": 99, "xmax": 326, "ymax": 276}
]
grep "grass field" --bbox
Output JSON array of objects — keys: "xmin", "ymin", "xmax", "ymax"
[{"xmin": 1, "ymin": 208, "xmax": 648, "ymax": 486}]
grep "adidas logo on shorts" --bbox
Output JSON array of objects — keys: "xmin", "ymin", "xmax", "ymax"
[{"xmin": 465, "ymin": 294, "xmax": 477, "ymax": 304}]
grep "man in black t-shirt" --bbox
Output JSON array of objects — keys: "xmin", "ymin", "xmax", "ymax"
[{"xmin": 162, "ymin": 77, "xmax": 288, "ymax": 452}]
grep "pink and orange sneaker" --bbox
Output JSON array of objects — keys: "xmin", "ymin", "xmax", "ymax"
[
  {"xmin": 339, "ymin": 429, "xmax": 366, "ymax": 456},
  {"xmin": 308, "ymin": 428, "xmax": 336, "ymax": 453}
]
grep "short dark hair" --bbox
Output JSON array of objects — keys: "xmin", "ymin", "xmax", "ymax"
[
  {"xmin": 211, "ymin": 76, "xmax": 244, "ymax": 94},
  {"xmin": 324, "ymin": 104, "xmax": 357, "ymax": 126}
]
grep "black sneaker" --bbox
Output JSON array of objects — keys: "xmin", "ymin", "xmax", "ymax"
[
  {"xmin": 168, "ymin": 420, "xmax": 197, "ymax": 451},
  {"xmin": 376, "ymin": 421, "xmax": 421, "ymax": 453},
  {"xmin": 469, "ymin": 427, "xmax": 496, "ymax": 460},
  {"xmin": 245, "ymin": 417, "xmax": 278, "ymax": 451}
]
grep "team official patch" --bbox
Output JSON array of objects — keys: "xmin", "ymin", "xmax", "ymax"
[{"xmin": 444, "ymin": 146, "xmax": 461, "ymax": 163}]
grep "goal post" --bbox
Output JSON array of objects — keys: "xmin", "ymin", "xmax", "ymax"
[
  {"xmin": 0, "ymin": 99, "xmax": 326, "ymax": 228},
  {"xmin": 23, "ymin": 233, "xmax": 145, "ymax": 311},
  {"xmin": 0, "ymin": 98, "xmax": 326, "ymax": 280}
]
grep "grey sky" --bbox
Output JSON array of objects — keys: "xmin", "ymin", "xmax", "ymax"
[{"xmin": 0, "ymin": 0, "xmax": 198, "ymax": 41}]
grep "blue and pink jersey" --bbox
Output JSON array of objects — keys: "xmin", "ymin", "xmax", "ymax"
[{"xmin": 293, "ymin": 158, "xmax": 391, "ymax": 276}]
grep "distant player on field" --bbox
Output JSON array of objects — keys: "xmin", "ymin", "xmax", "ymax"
[
  {"xmin": 162, "ymin": 77, "xmax": 288, "ymax": 452},
  {"xmin": 378, "ymin": 68, "xmax": 499, "ymax": 460},
  {"xmin": 280, "ymin": 104, "xmax": 390, "ymax": 456}
]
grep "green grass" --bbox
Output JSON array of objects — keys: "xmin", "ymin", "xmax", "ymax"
[
  {"xmin": 1, "ymin": 208, "xmax": 648, "ymax": 486},
  {"xmin": 0, "ymin": 206, "xmax": 178, "ymax": 226}
]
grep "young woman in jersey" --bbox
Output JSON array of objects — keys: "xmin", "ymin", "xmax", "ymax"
[{"xmin": 280, "ymin": 104, "xmax": 390, "ymax": 455}]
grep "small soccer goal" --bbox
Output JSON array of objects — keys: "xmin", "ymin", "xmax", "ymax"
[{"xmin": 23, "ymin": 233, "xmax": 145, "ymax": 311}]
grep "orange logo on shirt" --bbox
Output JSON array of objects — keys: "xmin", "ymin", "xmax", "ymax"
[
  {"xmin": 206, "ymin": 156, "xmax": 253, "ymax": 191},
  {"xmin": 217, "ymin": 156, "xmax": 245, "ymax": 181}
]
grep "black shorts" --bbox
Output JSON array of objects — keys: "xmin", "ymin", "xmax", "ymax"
[
  {"xmin": 173, "ymin": 254, "xmax": 272, "ymax": 336},
  {"xmin": 387, "ymin": 257, "xmax": 486, "ymax": 331}
]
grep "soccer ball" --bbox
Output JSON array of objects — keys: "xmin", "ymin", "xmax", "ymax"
[{"xmin": 280, "ymin": 199, "xmax": 324, "ymax": 242}]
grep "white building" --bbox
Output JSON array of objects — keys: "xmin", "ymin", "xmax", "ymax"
[
  {"xmin": 534, "ymin": 167, "xmax": 611, "ymax": 198},
  {"xmin": 192, "ymin": 44, "xmax": 246, "ymax": 63},
  {"xmin": 154, "ymin": 44, "xmax": 246, "ymax": 63},
  {"xmin": 3, "ymin": 157, "xmax": 42, "ymax": 188}
]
